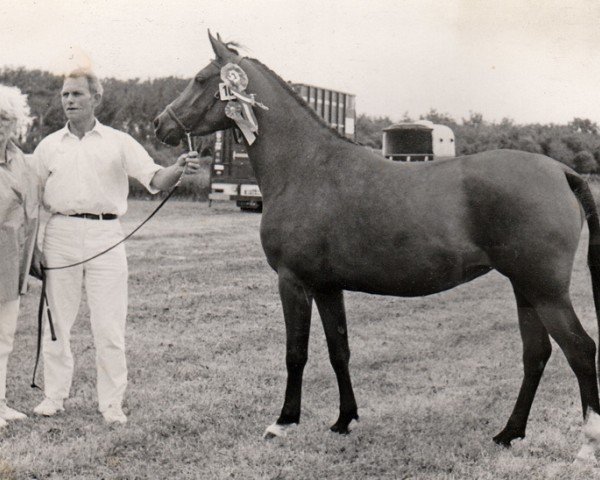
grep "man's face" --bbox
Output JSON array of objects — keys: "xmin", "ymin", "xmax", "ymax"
[{"xmin": 61, "ymin": 76, "xmax": 100, "ymax": 122}]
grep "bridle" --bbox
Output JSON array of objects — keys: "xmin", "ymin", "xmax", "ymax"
[
  {"xmin": 164, "ymin": 58, "xmax": 241, "ymax": 137},
  {"xmin": 165, "ymin": 104, "xmax": 193, "ymax": 134}
]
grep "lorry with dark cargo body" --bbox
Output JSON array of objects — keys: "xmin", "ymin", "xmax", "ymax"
[{"xmin": 208, "ymin": 83, "xmax": 356, "ymax": 211}]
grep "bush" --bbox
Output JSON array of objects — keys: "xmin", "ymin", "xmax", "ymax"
[{"xmin": 573, "ymin": 150, "xmax": 597, "ymax": 174}]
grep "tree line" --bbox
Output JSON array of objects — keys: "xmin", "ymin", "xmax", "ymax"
[
  {"xmin": 0, "ymin": 67, "xmax": 204, "ymax": 197},
  {"xmin": 358, "ymin": 109, "xmax": 600, "ymax": 173},
  {"xmin": 2, "ymin": 67, "xmax": 600, "ymax": 195},
  {"xmin": 0, "ymin": 67, "xmax": 190, "ymax": 156}
]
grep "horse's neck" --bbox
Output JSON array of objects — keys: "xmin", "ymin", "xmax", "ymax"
[{"xmin": 242, "ymin": 61, "xmax": 345, "ymax": 198}]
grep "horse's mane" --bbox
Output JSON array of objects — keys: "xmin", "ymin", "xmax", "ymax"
[
  {"xmin": 246, "ymin": 58, "xmax": 357, "ymax": 145},
  {"xmin": 220, "ymin": 40, "xmax": 355, "ymax": 145}
]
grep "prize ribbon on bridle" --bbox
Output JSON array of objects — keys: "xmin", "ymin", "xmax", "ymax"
[{"xmin": 220, "ymin": 63, "xmax": 268, "ymax": 145}]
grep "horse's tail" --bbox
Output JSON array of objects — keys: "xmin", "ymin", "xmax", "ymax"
[{"xmin": 566, "ymin": 172, "xmax": 600, "ymax": 376}]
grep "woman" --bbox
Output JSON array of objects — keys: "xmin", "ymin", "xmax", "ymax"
[{"xmin": 0, "ymin": 84, "xmax": 39, "ymax": 426}]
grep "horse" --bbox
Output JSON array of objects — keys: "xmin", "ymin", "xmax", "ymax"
[{"xmin": 154, "ymin": 32, "xmax": 600, "ymax": 462}]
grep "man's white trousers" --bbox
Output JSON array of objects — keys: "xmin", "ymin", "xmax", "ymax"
[
  {"xmin": 42, "ymin": 215, "xmax": 128, "ymax": 412},
  {"xmin": 0, "ymin": 298, "xmax": 20, "ymax": 401}
]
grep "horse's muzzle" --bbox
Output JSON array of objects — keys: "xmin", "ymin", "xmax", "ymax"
[{"xmin": 153, "ymin": 111, "xmax": 183, "ymax": 146}]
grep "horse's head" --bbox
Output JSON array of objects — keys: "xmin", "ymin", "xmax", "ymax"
[{"xmin": 154, "ymin": 31, "xmax": 240, "ymax": 146}]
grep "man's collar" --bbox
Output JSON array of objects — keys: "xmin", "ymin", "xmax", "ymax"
[{"xmin": 61, "ymin": 119, "xmax": 105, "ymax": 140}]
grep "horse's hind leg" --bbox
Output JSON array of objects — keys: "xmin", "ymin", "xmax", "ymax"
[
  {"xmin": 535, "ymin": 295, "xmax": 600, "ymax": 417},
  {"xmin": 314, "ymin": 290, "xmax": 358, "ymax": 433},
  {"xmin": 517, "ymin": 292, "xmax": 600, "ymax": 460},
  {"xmin": 538, "ymin": 296, "xmax": 600, "ymax": 461},
  {"xmin": 264, "ymin": 268, "xmax": 313, "ymax": 439},
  {"xmin": 494, "ymin": 288, "xmax": 552, "ymax": 446}
]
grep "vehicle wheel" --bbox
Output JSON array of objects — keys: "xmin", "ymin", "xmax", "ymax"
[{"xmin": 240, "ymin": 204, "xmax": 262, "ymax": 213}]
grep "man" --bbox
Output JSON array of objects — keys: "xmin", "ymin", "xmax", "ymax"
[{"xmin": 32, "ymin": 68, "xmax": 199, "ymax": 424}]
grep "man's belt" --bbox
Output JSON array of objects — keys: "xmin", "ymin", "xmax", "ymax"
[{"xmin": 66, "ymin": 213, "xmax": 118, "ymax": 220}]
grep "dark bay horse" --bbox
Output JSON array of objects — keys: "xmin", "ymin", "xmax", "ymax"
[{"xmin": 154, "ymin": 32, "xmax": 600, "ymax": 461}]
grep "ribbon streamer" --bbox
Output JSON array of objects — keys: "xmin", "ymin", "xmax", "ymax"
[
  {"xmin": 219, "ymin": 63, "xmax": 268, "ymax": 145},
  {"xmin": 225, "ymin": 101, "xmax": 256, "ymax": 144}
]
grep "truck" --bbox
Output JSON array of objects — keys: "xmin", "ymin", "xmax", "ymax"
[
  {"xmin": 382, "ymin": 120, "xmax": 455, "ymax": 162},
  {"xmin": 208, "ymin": 83, "xmax": 357, "ymax": 211}
]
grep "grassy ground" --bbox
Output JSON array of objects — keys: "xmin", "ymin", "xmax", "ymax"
[{"xmin": 2, "ymin": 199, "xmax": 600, "ymax": 479}]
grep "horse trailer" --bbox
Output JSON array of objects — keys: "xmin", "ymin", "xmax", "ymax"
[
  {"xmin": 382, "ymin": 120, "xmax": 455, "ymax": 162},
  {"xmin": 208, "ymin": 83, "xmax": 356, "ymax": 211}
]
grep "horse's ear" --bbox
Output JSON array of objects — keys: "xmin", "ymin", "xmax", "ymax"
[{"xmin": 208, "ymin": 30, "xmax": 233, "ymax": 61}]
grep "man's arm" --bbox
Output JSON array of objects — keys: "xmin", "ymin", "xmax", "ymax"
[{"xmin": 150, "ymin": 152, "xmax": 201, "ymax": 191}]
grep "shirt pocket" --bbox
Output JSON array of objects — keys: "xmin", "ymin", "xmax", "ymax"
[
  {"xmin": 90, "ymin": 143, "xmax": 123, "ymax": 179},
  {"xmin": 47, "ymin": 146, "xmax": 68, "ymax": 174}
]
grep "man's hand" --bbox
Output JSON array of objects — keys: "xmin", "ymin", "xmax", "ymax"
[
  {"xmin": 176, "ymin": 151, "xmax": 201, "ymax": 175},
  {"xmin": 150, "ymin": 151, "xmax": 203, "ymax": 191}
]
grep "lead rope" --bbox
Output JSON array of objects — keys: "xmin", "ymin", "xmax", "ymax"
[{"xmin": 31, "ymin": 133, "xmax": 193, "ymax": 389}]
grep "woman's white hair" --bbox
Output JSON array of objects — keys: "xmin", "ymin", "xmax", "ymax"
[{"xmin": 0, "ymin": 84, "xmax": 33, "ymax": 140}]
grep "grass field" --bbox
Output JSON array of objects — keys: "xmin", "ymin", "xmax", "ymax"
[{"xmin": 3, "ymin": 199, "xmax": 600, "ymax": 479}]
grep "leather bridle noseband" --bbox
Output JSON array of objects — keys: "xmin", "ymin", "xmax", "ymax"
[{"xmin": 165, "ymin": 104, "xmax": 193, "ymax": 134}]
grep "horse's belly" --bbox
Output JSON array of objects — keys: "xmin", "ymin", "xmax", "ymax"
[
  {"xmin": 341, "ymin": 262, "xmax": 493, "ymax": 297},
  {"xmin": 332, "ymin": 263, "xmax": 492, "ymax": 297},
  {"xmin": 316, "ymin": 246, "xmax": 494, "ymax": 297}
]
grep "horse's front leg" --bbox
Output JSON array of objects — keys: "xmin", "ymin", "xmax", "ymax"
[
  {"xmin": 264, "ymin": 268, "xmax": 313, "ymax": 439},
  {"xmin": 314, "ymin": 289, "xmax": 358, "ymax": 434}
]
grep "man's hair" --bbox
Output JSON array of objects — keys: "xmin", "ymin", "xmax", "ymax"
[
  {"xmin": 66, "ymin": 68, "xmax": 104, "ymax": 96},
  {"xmin": 0, "ymin": 84, "xmax": 33, "ymax": 140}
]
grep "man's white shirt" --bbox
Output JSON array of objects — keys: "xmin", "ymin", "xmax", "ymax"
[{"xmin": 33, "ymin": 120, "xmax": 163, "ymax": 216}]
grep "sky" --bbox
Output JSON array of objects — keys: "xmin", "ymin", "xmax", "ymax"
[{"xmin": 1, "ymin": 0, "xmax": 599, "ymax": 125}]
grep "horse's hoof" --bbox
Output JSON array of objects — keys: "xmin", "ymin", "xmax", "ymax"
[
  {"xmin": 574, "ymin": 443, "xmax": 597, "ymax": 466},
  {"xmin": 583, "ymin": 411, "xmax": 600, "ymax": 442},
  {"xmin": 330, "ymin": 415, "xmax": 359, "ymax": 435},
  {"xmin": 263, "ymin": 422, "xmax": 297, "ymax": 439},
  {"xmin": 492, "ymin": 436, "xmax": 512, "ymax": 448},
  {"xmin": 573, "ymin": 412, "xmax": 600, "ymax": 465},
  {"xmin": 330, "ymin": 425, "xmax": 349, "ymax": 435},
  {"xmin": 493, "ymin": 429, "xmax": 524, "ymax": 448}
]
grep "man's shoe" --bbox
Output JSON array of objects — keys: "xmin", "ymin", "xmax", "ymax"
[
  {"xmin": 0, "ymin": 402, "xmax": 27, "ymax": 421},
  {"xmin": 33, "ymin": 398, "xmax": 64, "ymax": 417},
  {"xmin": 102, "ymin": 404, "xmax": 127, "ymax": 424}
]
